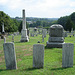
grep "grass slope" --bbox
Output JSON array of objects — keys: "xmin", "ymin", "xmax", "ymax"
[{"xmin": 0, "ymin": 34, "xmax": 75, "ymax": 75}]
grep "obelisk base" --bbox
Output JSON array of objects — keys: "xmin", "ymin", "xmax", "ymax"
[{"xmin": 20, "ymin": 29, "xmax": 29, "ymax": 42}]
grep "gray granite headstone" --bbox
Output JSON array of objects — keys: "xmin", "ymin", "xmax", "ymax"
[
  {"xmin": 33, "ymin": 44, "xmax": 44, "ymax": 68},
  {"xmin": 62, "ymin": 43, "xmax": 74, "ymax": 68},
  {"xmin": 4, "ymin": 37, "xmax": 6, "ymax": 43},
  {"xmin": 63, "ymin": 31, "xmax": 68, "ymax": 37},
  {"xmin": 3, "ymin": 43, "xmax": 17, "ymax": 69},
  {"xmin": 46, "ymin": 24, "xmax": 65, "ymax": 48},
  {"xmin": 42, "ymin": 29, "xmax": 47, "ymax": 38},
  {"xmin": 34, "ymin": 27, "xmax": 37, "ymax": 32}
]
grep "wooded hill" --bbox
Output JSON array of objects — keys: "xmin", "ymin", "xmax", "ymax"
[{"xmin": 0, "ymin": 11, "xmax": 75, "ymax": 32}]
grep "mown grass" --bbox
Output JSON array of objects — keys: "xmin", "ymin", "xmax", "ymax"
[{"xmin": 0, "ymin": 34, "xmax": 75, "ymax": 75}]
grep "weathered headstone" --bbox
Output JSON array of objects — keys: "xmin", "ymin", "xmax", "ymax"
[
  {"xmin": 4, "ymin": 37, "xmax": 6, "ymax": 43},
  {"xmin": 33, "ymin": 44, "xmax": 44, "ymax": 68},
  {"xmin": 62, "ymin": 43, "xmax": 74, "ymax": 68},
  {"xmin": 36, "ymin": 34, "xmax": 38, "ymax": 36},
  {"xmin": 42, "ymin": 29, "xmax": 47, "ymax": 38},
  {"xmin": 2, "ymin": 23, "xmax": 5, "ymax": 33},
  {"xmin": 46, "ymin": 24, "xmax": 65, "ymax": 48},
  {"xmin": 20, "ymin": 9, "xmax": 29, "ymax": 42},
  {"xmin": 73, "ymin": 34, "xmax": 74, "ymax": 36},
  {"xmin": 1, "ymin": 23, "xmax": 5, "ymax": 39},
  {"xmin": 14, "ymin": 32, "xmax": 17, "ymax": 36},
  {"xmin": 34, "ymin": 27, "xmax": 37, "ymax": 32},
  {"xmin": 42, "ymin": 35, "xmax": 44, "ymax": 42},
  {"xmin": 3, "ymin": 43, "xmax": 17, "ymax": 69},
  {"xmin": 17, "ymin": 32, "xmax": 19, "ymax": 35},
  {"xmin": 12, "ymin": 34, "xmax": 14, "ymax": 42},
  {"xmin": 63, "ymin": 31, "xmax": 68, "ymax": 37}
]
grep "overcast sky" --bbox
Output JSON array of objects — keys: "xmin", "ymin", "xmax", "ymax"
[{"xmin": 0, "ymin": 0, "xmax": 75, "ymax": 18}]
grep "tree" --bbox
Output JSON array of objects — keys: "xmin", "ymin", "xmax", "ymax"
[
  {"xmin": 18, "ymin": 21, "xmax": 22, "ymax": 32},
  {"xmin": 65, "ymin": 19, "xmax": 74, "ymax": 32},
  {"xmin": 57, "ymin": 16, "xmax": 69, "ymax": 30},
  {"xmin": 0, "ymin": 11, "xmax": 21, "ymax": 32},
  {"xmin": 70, "ymin": 12, "xmax": 75, "ymax": 24}
]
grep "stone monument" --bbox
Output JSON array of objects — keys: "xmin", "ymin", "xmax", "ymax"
[
  {"xmin": 42, "ymin": 29, "xmax": 47, "ymax": 38},
  {"xmin": 3, "ymin": 43, "xmax": 17, "ymax": 69},
  {"xmin": 63, "ymin": 31, "xmax": 68, "ymax": 37},
  {"xmin": 33, "ymin": 44, "xmax": 44, "ymax": 68},
  {"xmin": 46, "ymin": 24, "xmax": 65, "ymax": 48},
  {"xmin": 2, "ymin": 23, "xmax": 5, "ymax": 33},
  {"xmin": 4, "ymin": 36, "xmax": 6, "ymax": 43},
  {"xmin": 34, "ymin": 27, "xmax": 37, "ymax": 32},
  {"xmin": 62, "ymin": 43, "xmax": 74, "ymax": 68},
  {"xmin": 20, "ymin": 9, "xmax": 29, "ymax": 42}
]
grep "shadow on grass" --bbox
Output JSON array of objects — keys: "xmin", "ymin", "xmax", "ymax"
[
  {"xmin": 22, "ymin": 67, "xmax": 43, "ymax": 71},
  {"xmin": 0, "ymin": 69, "xmax": 7, "ymax": 72},
  {"xmin": 14, "ymin": 41, "xmax": 21, "ymax": 43},
  {"xmin": 45, "ymin": 46, "xmax": 62, "ymax": 50},
  {"xmin": 51, "ymin": 67, "xmax": 72, "ymax": 70},
  {"xmin": 45, "ymin": 46, "xmax": 54, "ymax": 49}
]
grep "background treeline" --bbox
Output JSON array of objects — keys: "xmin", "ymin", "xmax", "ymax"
[
  {"xmin": 57, "ymin": 12, "xmax": 75, "ymax": 32},
  {"xmin": 0, "ymin": 11, "xmax": 75, "ymax": 32},
  {"xmin": 15, "ymin": 17, "xmax": 58, "ymax": 29},
  {"xmin": 0, "ymin": 11, "xmax": 21, "ymax": 32}
]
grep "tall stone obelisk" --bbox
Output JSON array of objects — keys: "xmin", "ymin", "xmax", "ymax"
[
  {"xmin": 2, "ymin": 23, "xmax": 5, "ymax": 33},
  {"xmin": 20, "ymin": 9, "xmax": 29, "ymax": 42}
]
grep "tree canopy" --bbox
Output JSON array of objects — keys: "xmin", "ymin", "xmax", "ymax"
[
  {"xmin": 0, "ymin": 11, "xmax": 21, "ymax": 32},
  {"xmin": 57, "ymin": 12, "xmax": 75, "ymax": 31}
]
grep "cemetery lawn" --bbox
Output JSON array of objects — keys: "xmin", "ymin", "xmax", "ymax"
[{"xmin": 0, "ymin": 34, "xmax": 75, "ymax": 75}]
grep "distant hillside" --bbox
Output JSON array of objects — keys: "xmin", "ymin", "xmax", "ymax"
[{"xmin": 12, "ymin": 17, "xmax": 58, "ymax": 22}]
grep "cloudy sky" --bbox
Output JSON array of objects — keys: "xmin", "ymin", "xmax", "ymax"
[{"xmin": 0, "ymin": 0, "xmax": 75, "ymax": 18}]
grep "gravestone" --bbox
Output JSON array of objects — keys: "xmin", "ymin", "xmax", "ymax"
[
  {"xmin": 63, "ymin": 31, "xmax": 68, "ymax": 37},
  {"xmin": 1, "ymin": 23, "xmax": 5, "ymax": 39},
  {"xmin": 17, "ymin": 32, "xmax": 19, "ymax": 35},
  {"xmin": 14, "ymin": 32, "xmax": 17, "ymax": 36},
  {"xmin": 33, "ymin": 44, "xmax": 44, "ymax": 68},
  {"xmin": 3, "ymin": 43, "xmax": 17, "ymax": 69},
  {"xmin": 12, "ymin": 34, "xmax": 14, "ymax": 42},
  {"xmin": 2, "ymin": 23, "xmax": 5, "ymax": 34},
  {"xmin": 31, "ymin": 33, "xmax": 34, "ymax": 37},
  {"xmin": 20, "ymin": 9, "xmax": 29, "ymax": 42},
  {"xmin": 34, "ymin": 27, "xmax": 37, "ymax": 32},
  {"xmin": 46, "ymin": 24, "xmax": 65, "ymax": 48},
  {"xmin": 62, "ymin": 43, "xmax": 74, "ymax": 68},
  {"xmin": 4, "ymin": 37, "xmax": 6, "ymax": 43},
  {"xmin": 42, "ymin": 29, "xmax": 47, "ymax": 38},
  {"xmin": 73, "ymin": 34, "xmax": 74, "ymax": 36}
]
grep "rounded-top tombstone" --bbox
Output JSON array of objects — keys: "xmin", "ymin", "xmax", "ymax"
[
  {"xmin": 50, "ymin": 24, "xmax": 63, "ymax": 37},
  {"xmin": 46, "ymin": 24, "xmax": 65, "ymax": 48},
  {"xmin": 34, "ymin": 27, "xmax": 37, "ymax": 32}
]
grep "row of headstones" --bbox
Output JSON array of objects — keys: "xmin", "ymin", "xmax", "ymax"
[
  {"xmin": 4, "ymin": 32, "xmax": 45, "ymax": 43},
  {"xmin": 3, "ymin": 43, "xmax": 74, "ymax": 70},
  {"xmin": 3, "ymin": 35, "xmax": 14, "ymax": 43}
]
